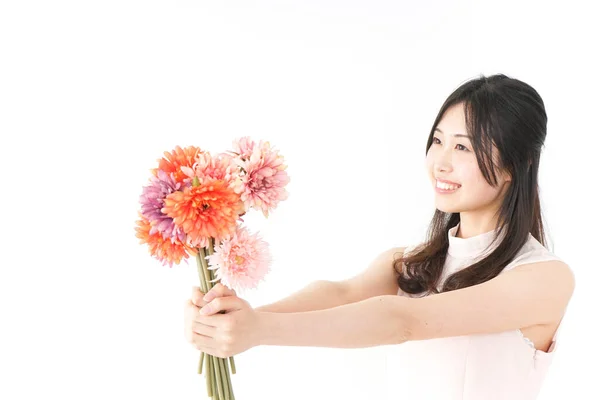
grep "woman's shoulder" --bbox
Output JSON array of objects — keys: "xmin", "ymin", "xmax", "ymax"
[{"xmin": 503, "ymin": 233, "xmax": 567, "ymax": 272}]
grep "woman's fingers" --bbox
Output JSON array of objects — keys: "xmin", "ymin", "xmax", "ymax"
[
  {"xmin": 191, "ymin": 286, "xmax": 207, "ymax": 307},
  {"xmin": 203, "ymin": 282, "xmax": 237, "ymax": 302},
  {"xmin": 192, "ymin": 320, "xmax": 217, "ymax": 337},
  {"xmin": 186, "ymin": 288, "xmax": 230, "ymax": 351},
  {"xmin": 199, "ymin": 295, "xmax": 245, "ymax": 316},
  {"xmin": 184, "ymin": 299, "xmax": 199, "ymax": 344},
  {"xmin": 192, "ymin": 320, "xmax": 223, "ymax": 355},
  {"xmin": 184, "ymin": 299, "xmax": 198, "ymax": 320},
  {"xmin": 192, "ymin": 331, "xmax": 217, "ymax": 353}
]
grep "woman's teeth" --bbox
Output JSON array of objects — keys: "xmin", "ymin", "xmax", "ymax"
[{"xmin": 436, "ymin": 180, "xmax": 461, "ymax": 190}]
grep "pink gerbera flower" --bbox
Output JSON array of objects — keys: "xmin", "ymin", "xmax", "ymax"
[
  {"xmin": 205, "ymin": 225, "xmax": 272, "ymax": 293},
  {"xmin": 181, "ymin": 151, "xmax": 245, "ymax": 197},
  {"xmin": 230, "ymin": 137, "xmax": 290, "ymax": 218}
]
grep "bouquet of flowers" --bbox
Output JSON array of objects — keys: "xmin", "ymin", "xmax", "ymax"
[{"xmin": 135, "ymin": 137, "xmax": 290, "ymax": 399}]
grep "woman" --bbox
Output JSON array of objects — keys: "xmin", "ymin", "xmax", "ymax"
[{"xmin": 183, "ymin": 73, "xmax": 575, "ymax": 399}]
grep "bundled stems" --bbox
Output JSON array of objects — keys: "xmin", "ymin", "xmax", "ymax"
[
  {"xmin": 196, "ymin": 238, "xmax": 236, "ymax": 399},
  {"xmin": 205, "ymin": 239, "xmax": 237, "ymax": 375}
]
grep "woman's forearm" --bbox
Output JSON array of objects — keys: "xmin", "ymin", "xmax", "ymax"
[
  {"xmin": 254, "ymin": 280, "xmax": 350, "ymax": 313},
  {"xmin": 257, "ymin": 295, "xmax": 412, "ymax": 348}
]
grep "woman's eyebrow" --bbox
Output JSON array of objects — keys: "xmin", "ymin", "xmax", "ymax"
[{"xmin": 434, "ymin": 127, "xmax": 471, "ymax": 138}]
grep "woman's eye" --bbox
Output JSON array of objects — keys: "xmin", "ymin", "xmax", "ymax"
[{"xmin": 432, "ymin": 137, "xmax": 469, "ymax": 151}]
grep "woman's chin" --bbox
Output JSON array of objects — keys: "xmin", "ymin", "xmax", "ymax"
[{"xmin": 434, "ymin": 201, "xmax": 461, "ymax": 214}]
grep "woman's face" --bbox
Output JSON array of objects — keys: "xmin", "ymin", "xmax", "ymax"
[{"xmin": 425, "ymin": 103, "xmax": 511, "ymax": 215}]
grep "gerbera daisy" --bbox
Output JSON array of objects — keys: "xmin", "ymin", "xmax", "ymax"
[
  {"xmin": 153, "ymin": 145, "xmax": 202, "ymax": 184},
  {"xmin": 139, "ymin": 169, "xmax": 186, "ymax": 242},
  {"xmin": 162, "ymin": 177, "xmax": 245, "ymax": 247},
  {"xmin": 205, "ymin": 225, "xmax": 272, "ymax": 292},
  {"xmin": 135, "ymin": 215, "xmax": 194, "ymax": 267},
  {"xmin": 181, "ymin": 151, "xmax": 245, "ymax": 197},
  {"xmin": 231, "ymin": 137, "xmax": 290, "ymax": 218}
]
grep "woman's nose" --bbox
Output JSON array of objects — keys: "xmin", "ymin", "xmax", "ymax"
[
  {"xmin": 434, "ymin": 150, "xmax": 453, "ymax": 173},
  {"xmin": 435, "ymin": 162, "xmax": 451, "ymax": 173}
]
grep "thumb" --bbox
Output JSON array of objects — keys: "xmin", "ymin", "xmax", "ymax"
[
  {"xmin": 191, "ymin": 286, "xmax": 207, "ymax": 307},
  {"xmin": 203, "ymin": 282, "xmax": 237, "ymax": 302}
]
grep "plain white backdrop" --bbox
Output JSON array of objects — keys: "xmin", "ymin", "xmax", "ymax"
[{"xmin": 1, "ymin": 1, "xmax": 598, "ymax": 399}]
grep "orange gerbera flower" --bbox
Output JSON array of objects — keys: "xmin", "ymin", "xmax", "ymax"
[
  {"xmin": 152, "ymin": 145, "xmax": 203, "ymax": 184},
  {"xmin": 135, "ymin": 215, "xmax": 195, "ymax": 267},
  {"xmin": 162, "ymin": 178, "xmax": 244, "ymax": 246}
]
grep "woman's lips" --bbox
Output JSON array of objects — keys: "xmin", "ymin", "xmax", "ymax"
[{"xmin": 435, "ymin": 185, "xmax": 460, "ymax": 194}]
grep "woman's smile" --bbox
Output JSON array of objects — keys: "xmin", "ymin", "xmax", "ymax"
[{"xmin": 435, "ymin": 179, "xmax": 461, "ymax": 194}]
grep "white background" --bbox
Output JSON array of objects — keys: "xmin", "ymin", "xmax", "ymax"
[{"xmin": 1, "ymin": 1, "xmax": 598, "ymax": 399}]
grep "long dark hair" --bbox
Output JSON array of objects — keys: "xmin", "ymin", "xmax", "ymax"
[{"xmin": 395, "ymin": 73, "xmax": 550, "ymax": 295}]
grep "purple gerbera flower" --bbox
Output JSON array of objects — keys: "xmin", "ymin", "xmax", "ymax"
[{"xmin": 139, "ymin": 170, "xmax": 186, "ymax": 242}]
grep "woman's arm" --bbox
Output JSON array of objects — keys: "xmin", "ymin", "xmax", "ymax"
[
  {"xmin": 255, "ymin": 280, "xmax": 351, "ymax": 313},
  {"xmin": 258, "ymin": 294, "xmax": 411, "ymax": 348},
  {"xmin": 255, "ymin": 246, "xmax": 405, "ymax": 313},
  {"xmin": 255, "ymin": 260, "xmax": 574, "ymax": 349}
]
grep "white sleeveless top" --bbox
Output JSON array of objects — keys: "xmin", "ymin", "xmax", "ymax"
[{"xmin": 384, "ymin": 222, "xmax": 568, "ymax": 400}]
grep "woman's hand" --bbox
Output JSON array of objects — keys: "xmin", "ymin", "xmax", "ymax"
[
  {"xmin": 186, "ymin": 283, "xmax": 263, "ymax": 358},
  {"xmin": 184, "ymin": 286, "xmax": 209, "ymax": 345}
]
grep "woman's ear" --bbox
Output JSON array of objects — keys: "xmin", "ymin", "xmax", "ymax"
[{"xmin": 500, "ymin": 168, "xmax": 512, "ymax": 183}]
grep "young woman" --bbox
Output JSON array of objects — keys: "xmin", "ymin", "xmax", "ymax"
[{"xmin": 184, "ymin": 73, "xmax": 575, "ymax": 399}]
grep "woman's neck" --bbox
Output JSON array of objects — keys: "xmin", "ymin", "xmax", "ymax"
[{"xmin": 456, "ymin": 213, "xmax": 501, "ymax": 239}]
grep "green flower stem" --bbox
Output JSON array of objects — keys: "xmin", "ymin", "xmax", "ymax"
[
  {"xmin": 205, "ymin": 354, "xmax": 213, "ymax": 398},
  {"xmin": 198, "ymin": 351, "xmax": 204, "ymax": 375},
  {"xmin": 195, "ymin": 251, "xmax": 207, "ymax": 294},
  {"xmin": 229, "ymin": 356, "xmax": 236, "ymax": 375},
  {"xmin": 198, "ymin": 248, "xmax": 213, "ymax": 292},
  {"xmin": 211, "ymin": 354, "xmax": 218, "ymax": 399},
  {"xmin": 220, "ymin": 358, "xmax": 233, "ymax": 400},
  {"xmin": 213, "ymin": 353, "xmax": 225, "ymax": 400},
  {"xmin": 206, "ymin": 237, "xmax": 215, "ymax": 255},
  {"xmin": 223, "ymin": 357, "xmax": 234, "ymax": 400},
  {"xmin": 218, "ymin": 357, "xmax": 230, "ymax": 400}
]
